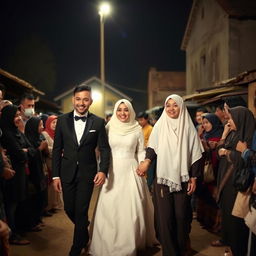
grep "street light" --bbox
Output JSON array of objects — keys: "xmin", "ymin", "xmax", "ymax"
[{"xmin": 99, "ymin": 2, "xmax": 111, "ymax": 117}]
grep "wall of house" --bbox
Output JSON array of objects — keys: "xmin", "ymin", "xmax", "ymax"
[
  {"xmin": 185, "ymin": 0, "xmax": 229, "ymax": 94},
  {"xmin": 148, "ymin": 68, "xmax": 186, "ymax": 109},
  {"xmin": 229, "ymin": 19, "xmax": 256, "ymax": 77}
]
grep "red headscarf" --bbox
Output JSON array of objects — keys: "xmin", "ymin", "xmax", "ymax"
[{"xmin": 44, "ymin": 115, "xmax": 57, "ymax": 139}]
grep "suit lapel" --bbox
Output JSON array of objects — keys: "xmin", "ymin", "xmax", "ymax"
[
  {"xmin": 79, "ymin": 112, "xmax": 94, "ymax": 146},
  {"xmin": 67, "ymin": 111, "xmax": 79, "ymax": 146}
]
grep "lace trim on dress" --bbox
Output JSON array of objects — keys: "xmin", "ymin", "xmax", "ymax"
[{"xmin": 157, "ymin": 175, "xmax": 190, "ymax": 192}]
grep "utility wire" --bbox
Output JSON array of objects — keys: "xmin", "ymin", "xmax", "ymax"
[{"xmin": 108, "ymin": 81, "xmax": 147, "ymax": 94}]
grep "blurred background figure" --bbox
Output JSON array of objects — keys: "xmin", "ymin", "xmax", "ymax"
[
  {"xmin": 137, "ymin": 112, "xmax": 152, "ymax": 148},
  {"xmin": 105, "ymin": 113, "xmax": 112, "ymax": 124},
  {"xmin": 195, "ymin": 107, "xmax": 208, "ymax": 138},
  {"xmin": 40, "ymin": 113, "xmax": 49, "ymax": 129},
  {"xmin": 42, "ymin": 115, "xmax": 63, "ymax": 213},
  {"xmin": 197, "ymin": 113, "xmax": 223, "ymax": 233},
  {"xmin": 24, "ymin": 117, "xmax": 49, "ymax": 231},
  {"xmin": 214, "ymin": 102, "xmax": 227, "ymax": 125},
  {"xmin": 0, "ymin": 84, "xmax": 12, "ymax": 114},
  {"xmin": 0, "ymin": 105, "xmax": 35, "ymax": 245},
  {"xmin": 18, "ymin": 93, "xmax": 36, "ymax": 133},
  {"xmin": 137, "ymin": 111, "xmax": 154, "ymax": 191}
]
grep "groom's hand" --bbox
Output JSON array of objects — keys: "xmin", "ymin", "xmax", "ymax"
[
  {"xmin": 53, "ymin": 178, "xmax": 62, "ymax": 193},
  {"xmin": 94, "ymin": 172, "xmax": 106, "ymax": 186}
]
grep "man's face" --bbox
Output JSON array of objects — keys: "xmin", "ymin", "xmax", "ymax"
[
  {"xmin": 195, "ymin": 111, "xmax": 204, "ymax": 124},
  {"xmin": 137, "ymin": 117, "xmax": 148, "ymax": 127},
  {"xmin": 21, "ymin": 98, "xmax": 35, "ymax": 118},
  {"xmin": 72, "ymin": 90, "xmax": 93, "ymax": 115},
  {"xmin": 22, "ymin": 98, "xmax": 35, "ymax": 109},
  {"xmin": 215, "ymin": 107, "xmax": 225, "ymax": 121}
]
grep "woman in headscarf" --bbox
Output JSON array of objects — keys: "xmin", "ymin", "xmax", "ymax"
[
  {"xmin": 0, "ymin": 105, "xmax": 36, "ymax": 245},
  {"xmin": 90, "ymin": 99, "xmax": 157, "ymax": 256},
  {"xmin": 137, "ymin": 94, "xmax": 204, "ymax": 256},
  {"xmin": 216, "ymin": 106, "xmax": 255, "ymax": 256},
  {"xmin": 25, "ymin": 117, "xmax": 49, "ymax": 230},
  {"xmin": 42, "ymin": 115, "xmax": 63, "ymax": 213},
  {"xmin": 197, "ymin": 113, "xmax": 223, "ymax": 232},
  {"xmin": 236, "ymin": 137, "xmax": 256, "ymax": 256}
]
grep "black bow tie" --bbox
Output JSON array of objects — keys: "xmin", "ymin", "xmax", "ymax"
[{"xmin": 74, "ymin": 115, "xmax": 87, "ymax": 122}]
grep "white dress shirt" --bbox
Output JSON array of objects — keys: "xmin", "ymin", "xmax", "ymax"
[{"xmin": 73, "ymin": 110, "xmax": 88, "ymax": 145}]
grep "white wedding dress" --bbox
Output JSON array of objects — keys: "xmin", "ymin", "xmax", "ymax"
[{"xmin": 89, "ymin": 130, "xmax": 157, "ymax": 256}]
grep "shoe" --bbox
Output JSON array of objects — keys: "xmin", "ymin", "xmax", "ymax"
[
  {"xmin": 211, "ymin": 239, "xmax": 225, "ymax": 247},
  {"xmin": 9, "ymin": 234, "xmax": 30, "ymax": 245}
]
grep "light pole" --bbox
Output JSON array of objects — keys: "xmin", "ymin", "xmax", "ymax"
[{"xmin": 99, "ymin": 2, "xmax": 110, "ymax": 117}]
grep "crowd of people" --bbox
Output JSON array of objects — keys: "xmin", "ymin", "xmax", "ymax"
[
  {"xmin": 191, "ymin": 103, "xmax": 256, "ymax": 256},
  {"xmin": 0, "ymin": 81, "xmax": 256, "ymax": 256},
  {"xmin": 0, "ymin": 84, "xmax": 63, "ymax": 255}
]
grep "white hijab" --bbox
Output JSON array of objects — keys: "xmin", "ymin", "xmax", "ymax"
[
  {"xmin": 148, "ymin": 94, "xmax": 204, "ymax": 192},
  {"xmin": 106, "ymin": 99, "xmax": 141, "ymax": 135}
]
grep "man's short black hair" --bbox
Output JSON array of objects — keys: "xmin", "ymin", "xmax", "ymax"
[
  {"xmin": 20, "ymin": 92, "xmax": 35, "ymax": 103},
  {"xmin": 137, "ymin": 111, "xmax": 149, "ymax": 119},
  {"xmin": 73, "ymin": 85, "xmax": 91, "ymax": 95},
  {"xmin": 214, "ymin": 100, "xmax": 225, "ymax": 111},
  {"xmin": 106, "ymin": 113, "xmax": 112, "ymax": 118},
  {"xmin": 196, "ymin": 107, "xmax": 207, "ymax": 113}
]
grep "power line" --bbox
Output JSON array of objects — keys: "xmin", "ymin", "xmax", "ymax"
[{"xmin": 108, "ymin": 81, "xmax": 147, "ymax": 94}]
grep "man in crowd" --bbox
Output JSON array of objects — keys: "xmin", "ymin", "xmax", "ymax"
[{"xmin": 18, "ymin": 93, "xmax": 36, "ymax": 132}]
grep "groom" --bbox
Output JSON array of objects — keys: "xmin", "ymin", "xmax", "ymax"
[{"xmin": 52, "ymin": 85, "xmax": 110, "ymax": 256}]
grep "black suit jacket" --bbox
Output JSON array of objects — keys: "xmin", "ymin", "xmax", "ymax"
[{"xmin": 52, "ymin": 111, "xmax": 110, "ymax": 183}]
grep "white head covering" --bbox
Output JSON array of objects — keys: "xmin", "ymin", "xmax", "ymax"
[
  {"xmin": 106, "ymin": 99, "xmax": 141, "ymax": 135},
  {"xmin": 148, "ymin": 94, "xmax": 204, "ymax": 192}
]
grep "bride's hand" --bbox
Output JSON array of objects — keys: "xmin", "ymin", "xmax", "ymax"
[{"xmin": 136, "ymin": 159, "xmax": 151, "ymax": 176}]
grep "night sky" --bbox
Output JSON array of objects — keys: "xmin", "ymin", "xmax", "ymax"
[{"xmin": 0, "ymin": 0, "xmax": 192, "ymax": 112}]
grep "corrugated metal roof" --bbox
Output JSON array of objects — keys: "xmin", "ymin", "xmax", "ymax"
[
  {"xmin": 183, "ymin": 69, "xmax": 256, "ymax": 103},
  {"xmin": 0, "ymin": 68, "xmax": 45, "ymax": 95}
]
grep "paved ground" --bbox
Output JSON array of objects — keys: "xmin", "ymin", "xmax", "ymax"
[{"xmin": 10, "ymin": 188, "xmax": 228, "ymax": 256}]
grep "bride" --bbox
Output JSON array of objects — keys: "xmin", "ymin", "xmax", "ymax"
[{"xmin": 89, "ymin": 99, "xmax": 157, "ymax": 256}]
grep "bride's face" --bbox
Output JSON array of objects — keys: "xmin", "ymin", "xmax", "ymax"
[{"xmin": 116, "ymin": 103, "xmax": 130, "ymax": 122}]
